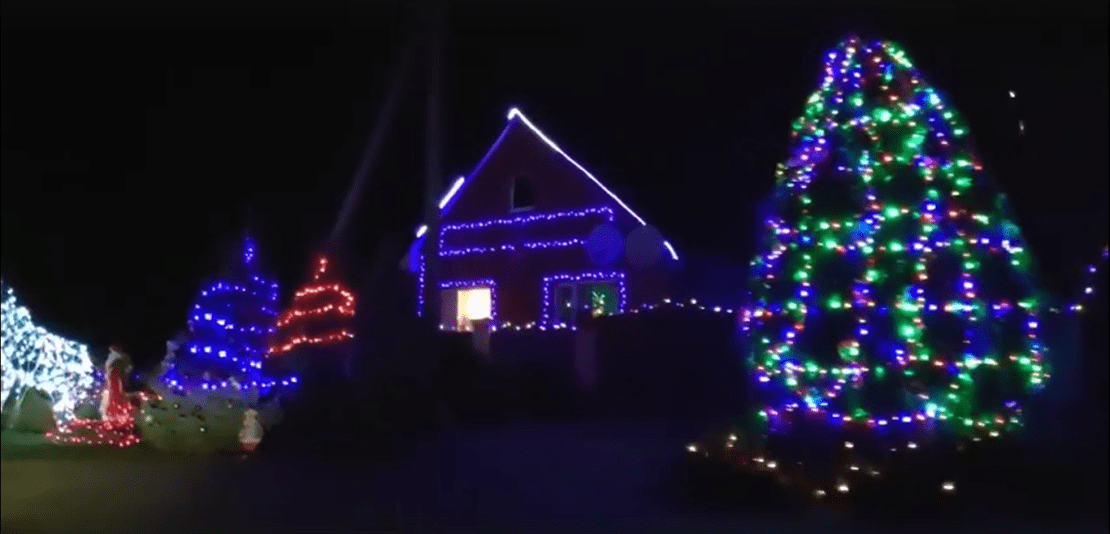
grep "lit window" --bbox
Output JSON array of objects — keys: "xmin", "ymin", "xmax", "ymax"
[{"xmin": 456, "ymin": 287, "xmax": 492, "ymax": 331}]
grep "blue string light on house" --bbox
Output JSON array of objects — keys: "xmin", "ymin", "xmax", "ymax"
[
  {"xmin": 437, "ymin": 206, "xmax": 614, "ymax": 257},
  {"xmin": 160, "ymin": 236, "xmax": 294, "ymax": 395},
  {"xmin": 416, "ymin": 207, "xmax": 618, "ymax": 314},
  {"xmin": 541, "ymin": 271, "xmax": 627, "ymax": 328}
]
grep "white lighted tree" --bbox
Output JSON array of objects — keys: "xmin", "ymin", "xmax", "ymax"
[{"xmin": 1, "ymin": 281, "xmax": 98, "ymax": 422}]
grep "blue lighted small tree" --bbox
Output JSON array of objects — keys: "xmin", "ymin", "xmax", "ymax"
[{"xmin": 159, "ymin": 235, "xmax": 282, "ymax": 396}]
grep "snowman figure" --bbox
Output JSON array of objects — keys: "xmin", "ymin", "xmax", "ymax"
[
  {"xmin": 239, "ymin": 408, "xmax": 263, "ymax": 452},
  {"xmin": 161, "ymin": 333, "xmax": 186, "ymax": 374}
]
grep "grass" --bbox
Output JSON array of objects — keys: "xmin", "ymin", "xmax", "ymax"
[
  {"xmin": 3, "ymin": 422, "xmax": 1107, "ymax": 534},
  {"xmin": 681, "ymin": 437, "xmax": 1109, "ymax": 530},
  {"xmin": 2, "ymin": 431, "xmax": 199, "ymax": 462}
]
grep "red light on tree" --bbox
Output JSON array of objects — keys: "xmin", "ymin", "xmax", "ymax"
[{"xmin": 269, "ymin": 255, "xmax": 356, "ymax": 356}]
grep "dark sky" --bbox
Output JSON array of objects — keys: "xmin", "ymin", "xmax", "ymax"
[{"xmin": 2, "ymin": 1, "xmax": 1107, "ymax": 367}]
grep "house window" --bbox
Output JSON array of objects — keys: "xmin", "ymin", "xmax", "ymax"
[
  {"xmin": 553, "ymin": 281, "xmax": 620, "ymax": 325},
  {"xmin": 585, "ymin": 282, "xmax": 619, "ymax": 316},
  {"xmin": 554, "ymin": 284, "xmax": 576, "ymax": 325},
  {"xmin": 510, "ymin": 174, "xmax": 535, "ymax": 212},
  {"xmin": 455, "ymin": 286, "xmax": 492, "ymax": 332}
]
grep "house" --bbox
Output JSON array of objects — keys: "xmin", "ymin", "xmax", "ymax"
[{"xmin": 405, "ymin": 107, "xmax": 680, "ymax": 331}]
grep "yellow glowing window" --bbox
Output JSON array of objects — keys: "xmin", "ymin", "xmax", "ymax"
[{"xmin": 456, "ymin": 287, "xmax": 492, "ymax": 331}]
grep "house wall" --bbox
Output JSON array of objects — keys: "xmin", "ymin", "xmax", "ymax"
[
  {"xmin": 429, "ymin": 120, "xmax": 676, "ymax": 328},
  {"xmin": 445, "ymin": 122, "xmax": 620, "ymax": 220}
]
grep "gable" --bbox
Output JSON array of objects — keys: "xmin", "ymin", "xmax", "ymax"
[{"xmin": 407, "ymin": 107, "xmax": 678, "ymax": 269}]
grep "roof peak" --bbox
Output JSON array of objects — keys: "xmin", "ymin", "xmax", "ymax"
[
  {"xmin": 503, "ymin": 106, "xmax": 677, "ymax": 260},
  {"xmin": 412, "ymin": 105, "xmax": 678, "ymax": 262}
]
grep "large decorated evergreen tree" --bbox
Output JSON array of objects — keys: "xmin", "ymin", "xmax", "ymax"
[
  {"xmin": 159, "ymin": 235, "xmax": 283, "ymax": 395},
  {"xmin": 1, "ymin": 280, "xmax": 98, "ymax": 424},
  {"xmin": 697, "ymin": 36, "xmax": 1050, "ymax": 501}
]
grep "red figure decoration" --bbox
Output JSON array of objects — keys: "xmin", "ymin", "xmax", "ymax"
[{"xmin": 48, "ymin": 345, "xmax": 144, "ymax": 447}]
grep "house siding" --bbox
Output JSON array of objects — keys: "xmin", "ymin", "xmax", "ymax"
[{"xmin": 420, "ymin": 113, "xmax": 677, "ymax": 328}]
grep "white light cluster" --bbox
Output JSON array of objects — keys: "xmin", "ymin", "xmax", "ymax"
[{"xmin": 1, "ymin": 282, "xmax": 97, "ymax": 422}]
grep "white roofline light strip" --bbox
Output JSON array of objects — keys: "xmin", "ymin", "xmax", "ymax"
[
  {"xmin": 663, "ymin": 240, "xmax": 678, "ymax": 260},
  {"xmin": 413, "ymin": 121, "xmax": 517, "ymax": 240},
  {"xmin": 439, "ymin": 175, "xmax": 466, "ymax": 209},
  {"xmin": 415, "ymin": 175, "xmax": 467, "ymax": 238},
  {"xmin": 413, "ymin": 107, "xmax": 679, "ymax": 262},
  {"xmin": 507, "ymin": 107, "xmax": 678, "ymax": 260}
]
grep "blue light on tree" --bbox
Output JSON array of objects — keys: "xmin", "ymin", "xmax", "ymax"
[{"xmin": 159, "ymin": 236, "xmax": 285, "ymax": 395}]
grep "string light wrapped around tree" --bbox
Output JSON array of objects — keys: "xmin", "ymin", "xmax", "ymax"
[
  {"xmin": 159, "ymin": 235, "xmax": 286, "ymax": 396},
  {"xmin": 694, "ymin": 35, "xmax": 1051, "ymax": 502},
  {"xmin": 1, "ymin": 280, "xmax": 98, "ymax": 424},
  {"xmin": 268, "ymin": 255, "xmax": 356, "ymax": 356}
]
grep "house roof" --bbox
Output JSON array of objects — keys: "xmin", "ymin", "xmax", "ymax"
[{"xmin": 407, "ymin": 106, "xmax": 679, "ymax": 268}]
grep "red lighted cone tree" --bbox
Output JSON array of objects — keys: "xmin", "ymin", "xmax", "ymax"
[{"xmin": 269, "ymin": 255, "xmax": 355, "ymax": 356}]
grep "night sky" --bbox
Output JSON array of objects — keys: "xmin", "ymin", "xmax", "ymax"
[{"xmin": 2, "ymin": 1, "xmax": 1106, "ymax": 368}]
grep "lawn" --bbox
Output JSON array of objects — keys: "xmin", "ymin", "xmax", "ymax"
[
  {"xmin": 3, "ymin": 424, "xmax": 1108, "ymax": 534},
  {"xmin": 1, "ymin": 431, "xmax": 169, "ymax": 462}
]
